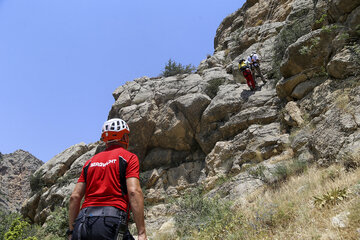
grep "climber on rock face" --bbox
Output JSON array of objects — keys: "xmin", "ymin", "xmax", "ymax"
[
  {"xmin": 68, "ymin": 118, "xmax": 147, "ymax": 240},
  {"xmin": 239, "ymin": 58, "xmax": 256, "ymax": 91},
  {"xmin": 247, "ymin": 52, "xmax": 266, "ymax": 84}
]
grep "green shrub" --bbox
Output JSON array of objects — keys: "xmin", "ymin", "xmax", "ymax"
[
  {"xmin": 299, "ymin": 46, "xmax": 310, "ymax": 55},
  {"xmin": 248, "ymin": 164, "xmax": 268, "ymax": 182},
  {"xmin": 30, "ymin": 170, "xmax": 45, "ymax": 193},
  {"xmin": 315, "ymin": 14, "xmax": 327, "ymax": 25},
  {"xmin": 205, "ymin": 78, "xmax": 223, "ymax": 98},
  {"xmin": 299, "ymin": 37, "xmax": 320, "ymax": 55},
  {"xmin": 0, "ymin": 211, "xmax": 19, "ymax": 240},
  {"xmin": 273, "ymin": 164, "xmax": 289, "ymax": 183},
  {"xmin": 160, "ymin": 59, "xmax": 196, "ymax": 77},
  {"xmin": 196, "ymin": 209, "xmax": 244, "ymax": 240},
  {"xmin": 174, "ymin": 188, "xmax": 236, "ymax": 239},
  {"xmin": 248, "ymin": 159, "xmax": 308, "ymax": 188},
  {"xmin": 322, "ymin": 24, "xmax": 338, "ymax": 33},
  {"xmin": 313, "ymin": 187, "xmax": 348, "ymax": 208},
  {"xmin": 356, "ymin": 24, "xmax": 360, "ymax": 36},
  {"xmin": 275, "ymin": 159, "xmax": 307, "ymax": 181},
  {"xmin": 288, "ymin": 159, "xmax": 308, "ymax": 175},
  {"xmin": 340, "ymin": 33, "xmax": 350, "ymax": 40},
  {"xmin": 4, "ymin": 217, "xmax": 37, "ymax": 240},
  {"xmin": 35, "ymin": 206, "xmax": 68, "ymax": 239}
]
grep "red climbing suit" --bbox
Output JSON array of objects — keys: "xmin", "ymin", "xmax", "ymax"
[{"xmin": 242, "ymin": 68, "xmax": 256, "ymax": 90}]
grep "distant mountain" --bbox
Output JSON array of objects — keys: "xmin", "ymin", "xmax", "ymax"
[{"xmin": 0, "ymin": 150, "xmax": 43, "ymax": 212}]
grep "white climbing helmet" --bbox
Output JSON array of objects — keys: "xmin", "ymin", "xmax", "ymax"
[{"xmin": 101, "ymin": 118, "xmax": 130, "ymax": 148}]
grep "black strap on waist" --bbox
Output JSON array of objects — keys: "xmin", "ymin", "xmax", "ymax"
[{"xmin": 84, "ymin": 206, "xmax": 127, "ymax": 218}]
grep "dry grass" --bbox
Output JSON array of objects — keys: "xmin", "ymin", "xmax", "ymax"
[
  {"xmin": 163, "ymin": 161, "xmax": 360, "ymax": 239},
  {"xmin": 335, "ymin": 91, "xmax": 351, "ymax": 112},
  {"xmin": 255, "ymin": 20, "xmax": 263, "ymax": 27},
  {"xmin": 236, "ymin": 165, "xmax": 360, "ymax": 240}
]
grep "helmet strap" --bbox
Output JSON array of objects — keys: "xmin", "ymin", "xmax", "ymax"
[
  {"xmin": 106, "ymin": 140, "xmax": 128, "ymax": 150},
  {"xmin": 106, "ymin": 133, "xmax": 129, "ymax": 149}
]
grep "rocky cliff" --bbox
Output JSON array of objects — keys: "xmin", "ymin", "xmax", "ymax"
[
  {"xmin": 21, "ymin": 0, "xmax": 360, "ymax": 238},
  {"xmin": 0, "ymin": 150, "xmax": 43, "ymax": 212}
]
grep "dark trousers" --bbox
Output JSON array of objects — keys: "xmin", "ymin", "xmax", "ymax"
[{"xmin": 72, "ymin": 207, "xmax": 134, "ymax": 240}]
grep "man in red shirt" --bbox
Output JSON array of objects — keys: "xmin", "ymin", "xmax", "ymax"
[{"xmin": 68, "ymin": 118, "xmax": 147, "ymax": 240}]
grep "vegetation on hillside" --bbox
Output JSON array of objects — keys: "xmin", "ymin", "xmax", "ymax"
[
  {"xmin": 0, "ymin": 212, "xmax": 37, "ymax": 240},
  {"xmin": 155, "ymin": 154, "xmax": 360, "ymax": 239},
  {"xmin": 0, "ymin": 206, "xmax": 68, "ymax": 240},
  {"xmin": 160, "ymin": 59, "xmax": 196, "ymax": 77}
]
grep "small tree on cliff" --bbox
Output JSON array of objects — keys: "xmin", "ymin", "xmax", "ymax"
[{"xmin": 161, "ymin": 59, "xmax": 196, "ymax": 77}]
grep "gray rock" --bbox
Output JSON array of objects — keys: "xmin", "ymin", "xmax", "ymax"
[
  {"xmin": 327, "ymin": 47, "xmax": 360, "ymax": 79},
  {"xmin": 291, "ymin": 78, "xmax": 324, "ymax": 99},
  {"xmin": 173, "ymin": 93, "xmax": 211, "ymax": 130},
  {"xmin": 337, "ymin": 130, "xmax": 360, "ymax": 160},
  {"xmin": 283, "ymin": 101, "xmax": 304, "ymax": 127},
  {"xmin": 276, "ymin": 73, "xmax": 308, "ymax": 99},
  {"xmin": 331, "ymin": 211, "xmax": 350, "ymax": 228},
  {"xmin": 142, "ymin": 148, "xmax": 187, "ymax": 171},
  {"xmin": 311, "ymin": 108, "xmax": 349, "ymax": 162},
  {"xmin": 34, "ymin": 143, "xmax": 89, "ymax": 186},
  {"xmin": 328, "ymin": 0, "xmax": 360, "ymax": 22},
  {"xmin": 21, "ymin": 143, "xmax": 96, "ymax": 223},
  {"xmin": 297, "ymin": 147, "xmax": 315, "ymax": 162},
  {"xmin": 346, "ymin": 5, "xmax": 360, "ymax": 29},
  {"xmin": 280, "ymin": 28, "xmax": 335, "ymax": 78},
  {"xmin": 291, "ymin": 129, "xmax": 311, "ymax": 152},
  {"xmin": 202, "ymin": 67, "xmax": 233, "ymax": 86},
  {"xmin": 197, "ymin": 51, "xmax": 226, "ymax": 73}
]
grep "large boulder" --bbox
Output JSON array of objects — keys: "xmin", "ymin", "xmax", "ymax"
[
  {"xmin": 327, "ymin": 47, "xmax": 360, "ymax": 79},
  {"xmin": 204, "ymin": 122, "xmax": 290, "ymax": 188},
  {"xmin": 32, "ymin": 143, "xmax": 90, "ymax": 187},
  {"xmin": 197, "ymin": 51, "xmax": 227, "ymax": 74},
  {"xmin": 172, "ymin": 93, "xmax": 211, "ymax": 131},
  {"xmin": 280, "ymin": 29, "xmax": 335, "ymax": 78},
  {"xmin": 297, "ymin": 81, "xmax": 360, "ymax": 165},
  {"xmin": 282, "ymin": 101, "xmax": 304, "ymax": 127},
  {"xmin": 291, "ymin": 77, "xmax": 325, "ymax": 99},
  {"xmin": 327, "ymin": 0, "xmax": 360, "ymax": 23},
  {"xmin": 276, "ymin": 28, "xmax": 337, "ymax": 99},
  {"xmin": 196, "ymin": 84, "xmax": 278, "ymax": 154},
  {"xmin": 21, "ymin": 143, "xmax": 97, "ymax": 223}
]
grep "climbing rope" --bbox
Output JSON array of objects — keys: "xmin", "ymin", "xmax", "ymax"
[{"xmin": 256, "ymin": 0, "xmax": 277, "ymax": 59}]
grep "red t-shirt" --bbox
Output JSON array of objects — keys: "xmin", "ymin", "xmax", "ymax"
[{"xmin": 78, "ymin": 145, "xmax": 140, "ymax": 212}]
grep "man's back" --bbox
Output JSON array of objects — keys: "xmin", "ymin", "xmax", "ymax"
[{"xmin": 79, "ymin": 145, "xmax": 139, "ymax": 212}]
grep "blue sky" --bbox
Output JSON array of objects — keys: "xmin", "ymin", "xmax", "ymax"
[{"xmin": 0, "ymin": 0, "xmax": 245, "ymax": 162}]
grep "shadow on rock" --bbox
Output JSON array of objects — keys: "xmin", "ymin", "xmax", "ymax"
[{"xmin": 240, "ymin": 83, "xmax": 265, "ymax": 100}]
